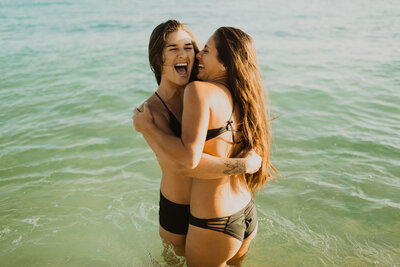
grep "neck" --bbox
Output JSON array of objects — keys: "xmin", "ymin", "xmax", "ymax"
[
  {"xmin": 208, "ymin": 76, "xmax": 228, "ymax": 87},
  {"xmin": 157, "ymin": 80, "xmax": 185, "ymax": 102}
]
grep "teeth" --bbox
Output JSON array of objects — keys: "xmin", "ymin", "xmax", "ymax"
[
  {"xmin": 175, "ymin": 63, "xmax": 187, "ymax": 67},
  {"xmin": 199, "ymin": 64, "xmax": 204, "ymax": 68}
]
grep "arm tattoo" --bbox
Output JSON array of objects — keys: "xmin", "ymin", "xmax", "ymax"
[{"xmin": 223, "ymin": 159, "xmax": 246, "ymax": 175}]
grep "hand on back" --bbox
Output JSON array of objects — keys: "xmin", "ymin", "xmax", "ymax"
[{"xmin": 245, "ymin": 149, "xmax": 262, "ymax": 174}]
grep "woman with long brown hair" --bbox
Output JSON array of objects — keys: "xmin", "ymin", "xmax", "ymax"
[
  {"xmin": 133, "ymin": 21, "xmax": 262, "ymax": 259},
  {"xmin": 134, "ymin": 26, "xmax": 275, "ymax": 266}
]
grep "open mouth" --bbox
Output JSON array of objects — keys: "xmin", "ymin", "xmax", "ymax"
[
  {"xmin": 174, "ymin": 63, "xmax": 188, "ymax": 76},
  {"xmin": 198, "ymin": 64, "xmax": 204, "ymax": 70}
]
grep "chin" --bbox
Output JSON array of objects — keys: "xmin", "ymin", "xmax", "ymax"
[{"xmin": 177, "ymin": 79, "xmax": 189, "ymax": 86}]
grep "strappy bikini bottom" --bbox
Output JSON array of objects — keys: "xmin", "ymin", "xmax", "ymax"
[{"xmin": 189, "ymin": 200, "xmax": 257, "ymax": 241}]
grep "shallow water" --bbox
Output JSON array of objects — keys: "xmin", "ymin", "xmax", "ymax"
[{"xmin": 1, "ymin": 0, "xmax": 399, "ymax": 266}]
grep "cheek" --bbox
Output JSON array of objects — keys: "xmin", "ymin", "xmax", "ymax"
[
  {"xmin": 163, "ymin": 55, "xmax": 169, "ymax": 64},
  {"xmin": 161, "ymin": 51, "xmax": 167, "ymax": 64},
  {"xmin": 162, "ymin": 51, "xmax": 174, "ymax": 64}
]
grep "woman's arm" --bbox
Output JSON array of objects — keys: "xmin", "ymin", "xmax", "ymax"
[
  {"xmin": 133, "ymin": 101, "xmax": 261, "ymax": 179},
  {"xmin": 134, "ymin": 82, "xmax": 214, "ymax": 169},
  {"xmin": 186, "ymin": 150, "xmax": 261, "ymax": 179}
]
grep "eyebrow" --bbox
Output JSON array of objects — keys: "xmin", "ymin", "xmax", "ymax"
[{"xmin": 166, "ymin": 42, "xmax": 193, "ymax": 48}]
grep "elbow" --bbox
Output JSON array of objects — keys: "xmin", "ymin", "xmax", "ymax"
[
  {"xmin": 188, "ymin": 158, "xmax": 200, "ymax": 170},
  {"xmin": 180, "ymin": 152, "xmax": 201, "ymax": 170}
]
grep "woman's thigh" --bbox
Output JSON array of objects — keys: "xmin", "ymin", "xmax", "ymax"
[
  {"xmin": 185, "ymin": 225, "xmax": 243, "ymax": 267},
  {"xmin": 227, "ymin": 223, "xmax": 258, "ymax": 265}
]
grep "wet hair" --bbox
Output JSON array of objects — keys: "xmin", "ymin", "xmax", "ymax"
[
  {"xmin": 148, "ymin": 20, "xmax": 199, "ymax": 85},
  {"xmin": 214, "ymin": 27, "xmax": 278, "ymax": 194}
]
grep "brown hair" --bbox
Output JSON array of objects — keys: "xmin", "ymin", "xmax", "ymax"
[
  {"xmin": 148, "ymin": 20, "xmax": 199, "ymax": 85},
  {"xmin": 214, "ymin": 27, "xmax": 278, "ymax": 194}
]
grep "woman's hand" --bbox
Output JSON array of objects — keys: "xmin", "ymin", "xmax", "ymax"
[
  {"xmin": 132, "ymin": 102, "xmax": 153, "ymax": 133},
  {"xmin": 245, "ymin": 149, "xmax": 262, "ymax": 174}
]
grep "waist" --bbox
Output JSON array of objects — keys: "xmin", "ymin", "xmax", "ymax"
[
  {"xmin": 190, "ymin": 180, "xmax": 251, "ymax": 218},
  {"xmin": 160, "ymin": 174, "xmax": 192, "ymax": 204}
]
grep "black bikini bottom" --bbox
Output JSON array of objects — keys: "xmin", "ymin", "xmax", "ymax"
[
  {"xmin": 189, "ymin": 200, "xmax": 257, "ymax": 241},
  {"xmin": 159, "ymin": 192, "xmax": 190, "ymax": 235}
]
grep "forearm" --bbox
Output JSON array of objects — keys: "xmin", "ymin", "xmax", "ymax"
[
  {"xmin": 185, "ymin": 153, "xmax": 247, "ymax": 179},
  {"xmin": 145, "ymin": 122, "xmax": 198, "ymax": 168},
  {"xmin": 142, "ymin": 128, "xmax": 247, "ymax": 179}
]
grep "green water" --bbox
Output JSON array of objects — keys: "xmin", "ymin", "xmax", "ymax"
[{"xmin": 1, "ymin": 0, "xmax": 399, "ymax": 266}]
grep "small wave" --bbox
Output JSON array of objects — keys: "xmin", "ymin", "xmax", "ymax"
[
  {"xmin": 21, "ymin": 217, "xmax": 41, "ymax": 227},
  {"xmin": 0, "ymin": 227, "xmax": 11, "ymax": 238},
  {"xmin": 11, "ymin": 235, "xmax": 22, "ymax": 245},
  {"xmin": 89, "ymin": 24, "xmax": 132, "ymax": 31},
  {"xmin": 350, "ymin": 189, "xmax": 400, "ymax": 210},
  {"xmin": 2, "ymin": 2, "xmax": 72, "ymax": 8}
]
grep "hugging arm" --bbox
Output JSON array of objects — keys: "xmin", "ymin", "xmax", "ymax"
[
  {"xmin": 188, "ymin": 152, "xmax": 259, "ymax": 178},
  {"xmin": 141, "ymin": 127, "xmax": 257, "ymax": 179},
  {"xmin": 133, "ymin": 87, "xmax": 261, "ymax": 179},
  {"xmin": 135, "ymin": 82, "xmax": 212, "ymax": 169}
]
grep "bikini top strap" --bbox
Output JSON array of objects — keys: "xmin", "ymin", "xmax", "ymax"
[
  {"xmin": 154, "ymin": 92, "xmax": 170, "ymax": 112},
  {"xmin": 226, "ymin": 101, "xmax": 236, "ymax": 143},
  {"xmin": 228, "ymin": 101, "xmax": 235, "ymax": 122}
]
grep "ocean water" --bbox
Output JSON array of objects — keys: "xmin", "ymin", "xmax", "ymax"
[{"xmin": 1, "ymin": 0, "xmax": 399, "ymax": 266}]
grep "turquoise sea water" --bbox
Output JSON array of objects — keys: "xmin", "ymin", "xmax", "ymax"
[{"xmin": 1, "ymin": 0, "xmax": 399, "ymax": 266}]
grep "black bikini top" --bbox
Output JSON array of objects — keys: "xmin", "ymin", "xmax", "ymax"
[
  {"xmin": 155, "ymin": 92, "xmax": 181, "ymax": 137},
  {"xmin": 205, "ymin": 101, "xmax": 237, "ymax": 143},
  {"xmin": 155, "ymin": 92, "xmax": 237, "ymax": 142}
]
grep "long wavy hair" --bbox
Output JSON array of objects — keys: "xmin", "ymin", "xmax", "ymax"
[
  {"xmin": 214, "ymin": 27, "xmax": 278, "ymax": 194},
  {"xmin": 148, "ymin": 20, "xmax": 199, "ymax": 85}
]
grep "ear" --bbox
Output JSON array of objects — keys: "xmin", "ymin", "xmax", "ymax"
[{"xmin": 221, "ymin": 64, "xmax": 226, "ymax": 71}]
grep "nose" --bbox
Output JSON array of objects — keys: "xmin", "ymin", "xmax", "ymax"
[{"xmin": 177, "ymin": 48, "xmax": 186, "ymax": 58}]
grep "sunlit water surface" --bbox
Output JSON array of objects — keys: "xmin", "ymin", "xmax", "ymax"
[{"xmin": 1, "ymin": 0, "xmax": 399, "ymax": 266}]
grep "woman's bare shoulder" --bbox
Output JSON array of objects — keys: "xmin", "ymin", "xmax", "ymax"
[
  {"xmin": 186, "ymin": 81, "xmax": 223, "ymax": 96},
  {"xmin": 138, "ymin": 94, "xmax": 160, "ymax": 110},
  {"xmin": 137, "ymin": 94, "xmax": 168, "ymax": 121}
]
